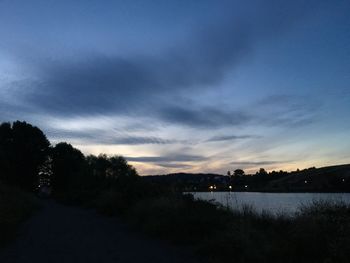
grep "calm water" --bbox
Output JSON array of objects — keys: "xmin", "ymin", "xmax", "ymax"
[{"xmin": 190, "ymin": 192, "xmax": 350, "ymax": 215}]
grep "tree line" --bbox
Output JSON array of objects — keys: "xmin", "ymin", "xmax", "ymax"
[{"xmin": 0, "ymin": 121, "xmax": 138, "ymax": 198}]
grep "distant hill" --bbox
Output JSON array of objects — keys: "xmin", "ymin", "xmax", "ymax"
[
  {"xmin": 142, "ymin": 173, "xmax": 229, "ymax": 191},
  {"xmin": 265, "ymin": 164, "xmax": 350, "ymax": 192},
  {"xmin": 143, "ymin": 164, "xmax": 350, "ymax": 192}
]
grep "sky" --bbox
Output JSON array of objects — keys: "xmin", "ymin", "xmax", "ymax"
[{"xmin": 0, "ymin": 0, "xmax": 349, "ymax": 175}]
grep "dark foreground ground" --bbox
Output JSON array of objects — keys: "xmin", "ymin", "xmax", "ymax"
[{"xmin": 0, "ymin": 200, "xmax": 198, "ymax": 263}]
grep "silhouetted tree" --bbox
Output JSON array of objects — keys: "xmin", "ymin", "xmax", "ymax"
[
  {"xmin": 0, "ymin": 122, "xmax": 12, "ymax": 183},
  {"xmin": 86, "ymin": 154, "xmax": 137, "ymax": 180},
  {"xmin": 0, "ymin": 121, "xmax": 50, "ymax": 190},
  {"xmin": 51, "ymin": 142, "xmax": 86, "ymax": 194},
  {"xmin": 256, "ymin": 168, "xmax": 268, "ymax": 176},
  {"xmin": 109, "ymin": 156, "xmax": 138, "ymax": 178},
  {"xmin": 234, "ymin": 169, "xmax": 245, "ymax": 177}
]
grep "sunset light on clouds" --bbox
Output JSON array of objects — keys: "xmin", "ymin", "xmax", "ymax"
[{"xmin": 1, "ymin": 0, "xmax": 349, "ymax": 174}]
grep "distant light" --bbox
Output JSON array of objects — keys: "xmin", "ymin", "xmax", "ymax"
[
  {"xmin": 342, "ymin": 179, "xmax": 345, "ymax": 182},
  {"xmin": 304, "ymin": 180, "xmax": 308, "ymax": 184},
  {"xmin": 244, "ymin": 185, "xmax": 248, "ymax": 188},
  {"xmin": 229, "ymin": 185, "xmax": 232, "ymax": 189},
  {"xmin": 214, "ymin": 185, "xmax": 217, "ymax": 190},
  {"xmin": 209, "ymin": 185, "xmax": 214, "ymax": 190}
]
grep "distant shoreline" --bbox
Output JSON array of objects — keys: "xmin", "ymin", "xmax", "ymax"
[{"xmin": 186, "ymin": 190, "xmax": 350, "ymax": 194}]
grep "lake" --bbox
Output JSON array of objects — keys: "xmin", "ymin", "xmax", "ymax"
[{"xmin": 190, "ymin": 192, "xmax": 350, "ymax": 215}]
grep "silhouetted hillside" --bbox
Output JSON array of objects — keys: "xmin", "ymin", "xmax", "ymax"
[
  {"xmin": 143, "ymin": 173, "xmax": 229, "ymax": 191},
  {"xmin": 265, "ymin": 164, "xmax": 350, "ymax": 192},
  {"xmin": 144, "ymin": 164, "xmax": 350, "ymax": 192}
]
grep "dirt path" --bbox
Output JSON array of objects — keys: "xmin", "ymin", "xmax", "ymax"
[{"xmin": 0, "ymin": 201, "xmax": 198, "ymax": 263}]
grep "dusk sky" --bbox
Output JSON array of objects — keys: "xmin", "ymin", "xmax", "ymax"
[{"xmin": 0, "ymin": 0, "xmax": 349, "ymax": 175}]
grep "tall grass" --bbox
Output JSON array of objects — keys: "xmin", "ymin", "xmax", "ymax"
[
  {"xmin": 124, "ymin": 196, "xmax": 350, "ymax": 262},
  {"xmin": 59, "ymin": 180, "xmax": 350, "ymax": 263}
]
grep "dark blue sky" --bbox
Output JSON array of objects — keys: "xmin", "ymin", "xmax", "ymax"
[{"xmin": 0, "ymin": 0, "xmax": 349, "ymax": 174}]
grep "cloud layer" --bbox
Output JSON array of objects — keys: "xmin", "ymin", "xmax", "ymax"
[
  {"xmin": 14, "ymin": 1, "xmax": 321, "ymax": 124},
  {"xmin": 1, "ymin": 0, "xmax": 349, "ymax": 174}
]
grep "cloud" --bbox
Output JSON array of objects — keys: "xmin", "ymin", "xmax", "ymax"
[
  {"xmin": 242, "ymin": 93, "xmax": 321, "ymax": 128},
  {"xmin": 106, "ymin": 136, "xmax": 177, "ymax": 145},
  {"xmin": 155, "ymin": 163, "xmax": 193, "ymax": 169},
  {"xmin": 12, "ymin": 1, "xmax": 321, "ymax": 122},
  {"xmin": 126, "ymin": 154, "xmax": 207, "ymax": 163},
  {"xmin": 230, "ymin": 160, "xmax": 287, "ymax": 166},
  {"xmin": 206, "ymin": 134, "xmax": 259, "ymax": 142},
  {"xmin": 49, "ymin": 129, "xmax": 178, "ymax": 145},
  {"xmin": 157, "ymin": 93, "xmax": 318, "ymax": 129},
  {"xmin": 157, "ymin": 106, "xmax": 251, "ymax": 128}
]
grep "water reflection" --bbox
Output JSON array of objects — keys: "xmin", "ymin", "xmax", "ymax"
[{"xmin": 190, "ymin": 192, "xmax": 350, "ymax": 215}]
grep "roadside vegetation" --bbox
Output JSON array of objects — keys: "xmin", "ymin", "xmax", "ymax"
[
  {"xmin": 1, "ymin": 120, "xmax": 350, "ymax": 262},
  {"xmin": 0, "ymin": 183, "xmax": 38, "ymax": 247},
  {"xmin": 91, "ymin": 193, "xmax": 350, "ymax": 263}
]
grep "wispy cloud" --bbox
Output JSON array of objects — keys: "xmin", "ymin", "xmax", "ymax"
[
  {"xmin": 206, "ymin": 134, "xmax": 259, "ymax": 142},
  {"xmin": 157, "ymin": 106, "xmax": 251, "ymax": 128},
  {"xmin": 155, "ymin": 163, "xmax": 193, "ymax": 169},
  {"xmin": 126, "ymin": 154, "xmax": 207, "ymax": 163},
  {"xmin": 49, "ymin": 130, "xmax": 178, "ymax": 145},
  {"xmin": 230, "ymin": 161, "xmax": 288, "ymax": 166}
]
